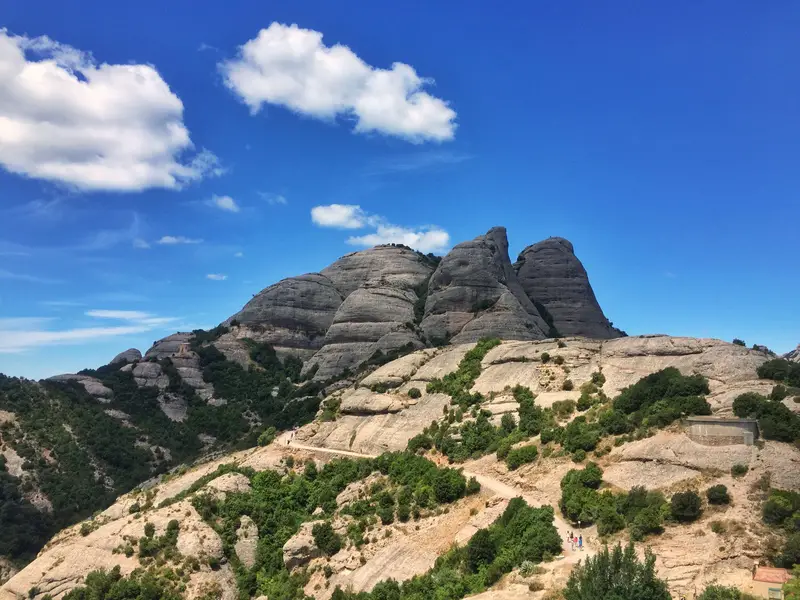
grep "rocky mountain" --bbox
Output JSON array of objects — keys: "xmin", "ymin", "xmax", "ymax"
[
  {"xmin": 786, "ymin": 343, "xmax": 800, "ymax": 363},
  {"xmin": 226, "ymin": 227, "xmax": 620, "ymax": 380}
]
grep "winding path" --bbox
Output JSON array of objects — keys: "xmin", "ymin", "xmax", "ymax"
[{"xmin": 278, "ymin": 432, "xmax": 594, "ymax": 565}]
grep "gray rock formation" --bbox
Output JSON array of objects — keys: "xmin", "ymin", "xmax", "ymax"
[
  {"xmin": 144, "ymin": 333, "xmax": 192, "ymax": 360},
  {"xmin": 785, "ymin": 344, "xmax": 800, "ymax": 363},
  {"xmin": 47, "ymin": 374, "xmax": 113, "ymax": 402},
  {"xmin": 131, "ymin": 362, "xmax": 168, "ymax": 390},
  {"xmin": 110, "ymin": 348, "xmax": 141, "ymax": 365},
  {"xmin": 283, "ymin": 521, "xmax": 323, "ymax": 570},
  {"xmin": 513, "ymin": 237, "xmax": 621, "ymax": 338},
  {"xmin": 234, "ymin": 515, "xmax": 258, "ymax": 569},
  {"xmin": 226, "ymin": 273, "xmax": 343, "ymax": 354},
  {"xmin": 420, "ymin": 227, "xmax": 548, "ymax": 344}
]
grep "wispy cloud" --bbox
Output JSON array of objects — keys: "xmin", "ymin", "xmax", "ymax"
[
  {"xmin": 0, "ymin": 309, "xmax": 178, "ymax": 353},
  {"xmin": 0, "ymin": 269, "xmax": 61, "ymax": 284},
  {"xmin": 234, "ymin": 252, "xmax": 244, "ymax": 258},
  {"xmin": 157, "ymin": 236, "xmax": 203, "ymax": 245},
  {"xmin": 206, "ymin": 273, "xmax": 228, "ymax": 281},
  {"xmin": 198, "ymin": 42, "xmax": 219, "ymax": 53},
  {"xmin": 39, "ymin": 300, "xmax": 85, "ymax": 308},
  {"xmin": 258, "ymin": 192, "xmax": 287, "ymax": 206},
  {"xmin": 366, "ymin": 151, "xmax": 472, "ymax": 175},
  {"xmin": 311, "ymin": 204, "xmax": 450, "ymax": 253},
  {"xmin": 207, "ymin": 194, "xmax": 240, "ymax": 213},
  {"xmin": 133, "ymin": 238, "xmax": 151, "ymax": 249}
]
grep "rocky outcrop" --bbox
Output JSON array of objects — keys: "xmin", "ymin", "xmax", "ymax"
[
  {"xmin": 234, "ymin": 516, "xmax": 258, "ymax": 569},
  {"xmin": 110, "ymin": 348, "xmax": 142, "ymax": 365},
  {"xmin": 47, "ymin": 374, "xmax": 113, "ymax": 402},
  {"xmin": 131, "ymin": 362, "xmax": 168, "ymax": 390},
  {"xmin": 514, "ymin": 237, "xmax": 620, "ymax": 338},
  {"xmin": 283, "ymin": 521, "xmax": 322, "ymax": 570},
  {"xmin": 785, "ymin": 344, "xmax": 800, "ymax": 363},
  {"xmin": 421, "ymin": 227, "xmax": 548, "ymax": 344},
  {"xmin": 144, "ymin": 333, "xmax": 192, "ymax": 360}
]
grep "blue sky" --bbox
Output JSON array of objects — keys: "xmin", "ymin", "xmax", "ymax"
[{"xmin": 1, "ymin": 1, "xmax": 798, "ymax": 379}]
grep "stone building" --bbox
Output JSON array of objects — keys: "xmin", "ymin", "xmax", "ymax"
[{"xmin": 684, "ymin": 416, "xmax": 759, "ymax": 446}]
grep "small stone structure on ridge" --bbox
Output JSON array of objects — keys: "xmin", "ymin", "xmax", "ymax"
[{"xmin": 685, "ymin": 416, "xmax": 759, "ymax": 446}]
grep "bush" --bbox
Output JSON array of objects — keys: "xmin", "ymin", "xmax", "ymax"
[
  {"xmin": 467, "ymin": 529, "xmax": 497, "ymax": 572},
  {"xmin": 462, "ymin": 478, "xmax": 480, "ymax": 497},
  {"xmin": 670, "ymin": 490, "xmax": 702, "ymax": 522},
  {"xmin": 553, "ymin": 399, "xmax": 576, "ymax": 418},
  {"xmin": 557, "ymin": 340, "xmax": 567, "ymax": 348},
  {"xmin": 541, "ymin": 352, "xmax": 551, "ymax": 364},
  {"xmin": 763, "ymin": 494, "xmax": 795, "ymax": 525},
  {"xmin": 432, "ymin": 468, "xmax": 467, "ymax": 503},
  {"xmin": 500, "ymin": 413, "xmax": 516, "ymax": 434},
  {"xmin": 562, "ymin": 379, "xmax": 574, "ymax": 391},
  {"xmin": 312, "ymin": 522, "xmax": 342, "ymax": 556},
  {"xmin": 731, "ymin": 464, "xmax": 749, "ymax": 478},
  {"xmin": 257, "ymin": 426, "xmax": 277, "ymax": 447},
  {"xmin": 408, "ymin": 387, "xmax": 422, "ymax": 399},
  {"xmin": 144, "ymin": 522, "xmax": 155, "ymax": 538},
  {"xmin": 563, "ymin": 542, "xmax": 670, "ymax": 600},
  {"xmin": 128, "ymin": 503, "xmax": 141, "ymax": 514},
  {"xmin": 554, "ymin": 355, "xmax": 565, "ymax": 365},
  {"xmin": 80, "ymin": 523, "xmax": 92, "ymax": 537},
  {"xmin": 698, "ymin": 584, "xmax": 760, "ymax": 599},
  {"xmin": 778, "ymin": 533, "xmax": 800, "ymax": 569},
  {"xmin": 571, "ymin": 449, "xmax": 586, "ymax": 463},
  {"xmin": 506, "ymin": 445, "xmax": 539, "ymax": 470},
  {"xmin": 706, "ymin": 484, "xmax": 730, "ymax": 505},
  {"xmin": 591, "ymin": 371, "xmax": 606, "ymax": 386},
  {"xmin": 732, "ymin": 339, "xmax": 746, "ymax": 347}
]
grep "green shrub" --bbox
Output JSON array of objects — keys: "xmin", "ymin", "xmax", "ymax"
[
  {"xmin": 698, "ymin": 584, "xmax": 760, "ymax": 599},
  {"xmin": 128, "ymin": 503, "xmax": 140, "ymax": 514},
  {"xmin": 554, "ymin": 355, "xmax": 565, "ymax": 365},
  {"xmin": 553, "ymin": 399, "xmax": 576, "ymax": 418},
  {"xmin": 571, "ymin": 449, "xmax": 586, "ymax": 463},
  {"xmin": 257, "ymin": 426, "xmax": 277, "ymax": 447},
  {"xmin": 731, "ymin": 464, "xmax": 749, "ymax": 478},
  {"xmin": 670, "ymin": 490, "xmax": 702, "ymax": 522},
  {"xmin": 312, "ymin": 522, "xmax": 343, "ymax": 556},
  {"xmin": 506, "ymin": 445, "xmax": 539, "ymax": 470},
  {"xmin": 732, "ymin": 339, "xmax": 746, "ymax": 347},
  {"xmin": 557, "ymin": 340, "xmax": 567, "ymax": 348},
  {"xmin": 466, "ymin": 477, "xmax": 481, "ymax": 495},
  {"xmin": 706, "ymin": 484, "xmax": 730, "ymax": 505},
  {"xmin": 80, "ymin": 522, "xmax": 92, "ymax": 537},
  {"xmin": 500, "ymin": 413, "xmax": 516, "ymax": 433},
  {"xmin": 541, "ymin": 352, "xmax": 551, "ymax": 364},
  {"xmin": 563, "ymin": 542, "xmax": 670, "ymax": 600},
  {"xmin": 408, "ymin": 387, "xmax": 421, "ymax": 399},
  {"xmin": 144, "ymin": 522, "xmax": 155, "ymax": 538},
  {"xmin": 591, "ymin": 371, "xmax": 606, "ymax": 386},
  {"xmin": 466, "ymin": 529, "xmax": 496, "ymax": 572},
  {"xmin": 562, "ymin": 379, "xmax": 574, "ymax": 391}
]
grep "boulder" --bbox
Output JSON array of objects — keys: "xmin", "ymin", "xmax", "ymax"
[
  {"xmin": 110, "ymin": 348, "xmax": 142, "ymax": 365},
  {"xmin": 234, "ymin": 515, "xmax": 258, "ymax": 568},
  {"xmin": 421, "ymin": 227, "xmax": 548, "ymax": 344},
  {"xmin": 514, "ymin": 237, "xmax": 622, "ymax": 338},
  {"xmin": 132, "ymin": 362, "xmax": 169, "ymax": 390},
  {"xmin": 283, "ymin": 521, "xmax": 322, "ymax": 570},
  {"xmin": 144, "ymin": 333, "xmax": 192, "ymax": 360}
]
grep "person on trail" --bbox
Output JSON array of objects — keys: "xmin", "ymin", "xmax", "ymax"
[{"xmin": 578, "ymin": 534, "xmax": 583, "ymax": 550}]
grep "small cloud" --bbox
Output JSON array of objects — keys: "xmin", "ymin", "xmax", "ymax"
[
  {"xmin": 206, "ymin": 273, "xmax": 228, "ymax": 281},
  {"xmin": 157, "ymin": 235, "xmax": 203, "ymax": 245},
  {"xmin": 86, "ymin": 309, "xmax": 151, "ymax": 320},
  {"xmin": 234, "ymin": 252, "xmax": 244, "ymax": 258},
  {"xmin": 259, "ymin": 192, "xmax": 287, "ymax": 206},
  {"xmin": 0, "ymin": 317, "xmax": 54, "ymax": 330},
  {"xmin": 39, "ymin": 300, "xmax": 84, "ymax": 308},
  {"xmin": 664, "ymin": 271, "xmax": 677, "ymax": 279},
  {"xmin": 311, "ymin": 204, "xmax": 372, "ymax": 229},
  {"xmin": 367, "ymin": 151, "xmax": 473, "ymax": 175},
  {"xmin": 347, "ymin": 225, "xmax": 449, "ymax": 254},
  {"xmin": 133, "ymin": 238, "xmax": 151, "ymax": 249},
  {"xmin": 198, "ymin": 42, "xmax": 219, "ymax": 52},
  {"xmin": 207, "ymin": 194, "xmax": 240, "ymax": 213},
  {"xmin": 310, "ymin": 204, "xmax": 449, "ymax": 253}
]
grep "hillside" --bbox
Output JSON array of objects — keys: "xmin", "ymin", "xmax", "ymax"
[{"xmin": 3, "ymin": 334, "xmax": 800, "ymax": 600}]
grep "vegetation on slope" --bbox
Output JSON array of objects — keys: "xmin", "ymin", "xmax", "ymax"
[
  {"xmin": 330, "ymin": 496, "xmax": 562, "ymax": 600},
  {"xmin": 189, "ymin": 451, "xmax": 477, "ymax": 600}
]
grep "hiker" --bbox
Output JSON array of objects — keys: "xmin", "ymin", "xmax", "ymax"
[{"xmin": 579, "ymin": 534, "xmax": 583, "ymax": 550}]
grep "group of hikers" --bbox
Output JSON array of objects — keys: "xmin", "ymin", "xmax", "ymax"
[{"xmin": 566, "ymin": 530, "xmax": 583, "ymax": 551}]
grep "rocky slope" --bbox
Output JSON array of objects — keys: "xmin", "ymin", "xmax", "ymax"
[{"xmin": 3, "ymin": 334, "xmax": 799, "ymax": 600}]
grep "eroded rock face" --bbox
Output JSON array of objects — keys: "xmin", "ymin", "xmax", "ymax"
[
  {"xmin": 283, "ymin": 521, "xmax": 322, "ymax": 570},
  {"xmin": 144, "ymin": 333, "xmax": 192, "ymax": 360},
  {"xmin": 110, "ymin": 348, "xmax": 142, "ymax": 365},
  {"xmin": 785, "ymin": 343, "xmax": 800, "ymax": 363},
  {"xmin": 234, "ymin": 515, "xmax": 258, "ymax": 569},
  {"xmin": 132, "ymin": 362, "xmax": 168, "ymax": 390},
  {"xmin": 421, "ymin": 227, "xmax": 548, "ymax": 344},
  {"xmin": 514, "ymin": 237, "xmax": 621, "ymax": 339}
]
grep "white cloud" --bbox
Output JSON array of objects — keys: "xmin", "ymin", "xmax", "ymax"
[
  {"xmin": 259, "ymin": 192, "xmax": 287, "ymax": 205},
  {"xmin": 206, "ymin": 273, "xmax": 227, "ymax": 281},
  {"xmin": 0, "ymin": 309, "xmax": 178, "ymax": 353},
  {"xmin": 234, "ymin": 251, "xmax": 244, "ymax": 258},
  {"xmin": 133, "ymin": 238, "xmax": 151, "ymax": 249},
  {"xmin": 310, "ymin": 204, "xmax": 449, "ymax": 253},
  {"xmin": 220, "ymin": 23, "xmax": 456, "ymax": 142},
  {"xmin": 207, "ymin": 194, "xmax": 240, "ymax": 212},
  {"xmin": 311, "ymin": 204, "xmax": 372, "ymax": 229},
  {"xmin": 157, "ymin": 235, "xmax": 203, "ymax": 245},
  {"xmin": 347, "ymin": 225, "xmax": 449, "ymax": 254},
  {"xmin": 0, "ymin": 29, "xmax": 221, "ymax": 191}
]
